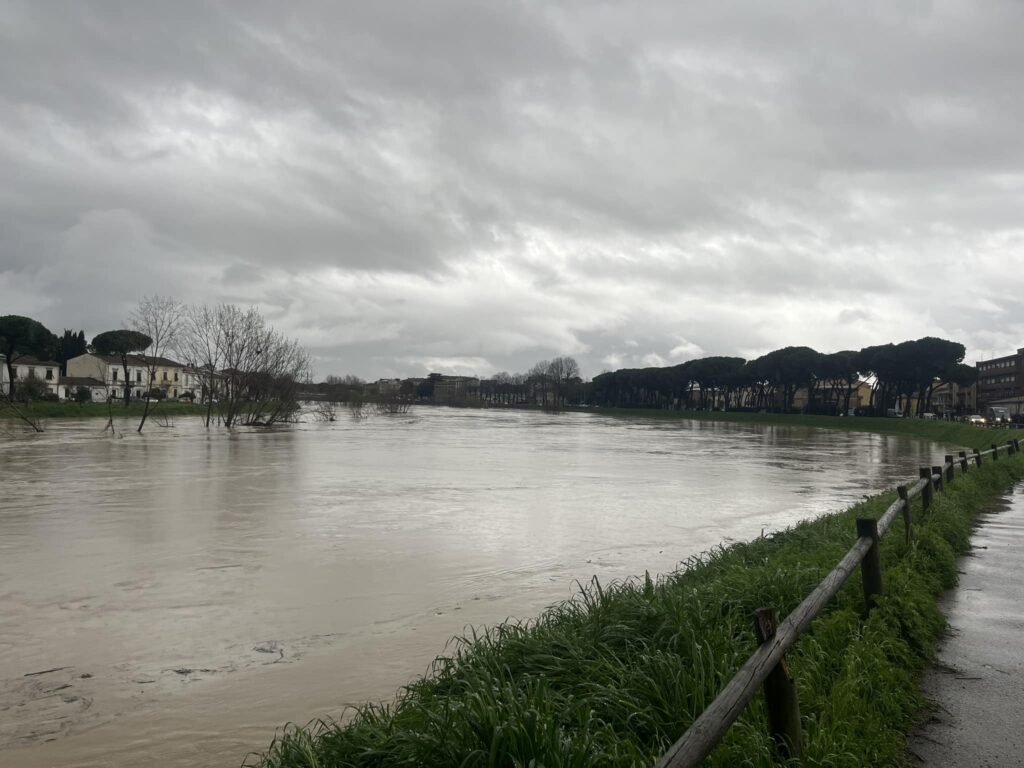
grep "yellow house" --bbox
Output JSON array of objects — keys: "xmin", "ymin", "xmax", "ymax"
[{"xmin": 143, "ymin": 356, "xmax": 187, "ymax": 400}]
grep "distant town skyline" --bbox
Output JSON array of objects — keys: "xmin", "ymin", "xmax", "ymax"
[{"xmin": 3, "ymin": 2, "xmax": 1024, "ymax": 379}]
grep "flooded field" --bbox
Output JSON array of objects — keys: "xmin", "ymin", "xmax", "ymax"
[{"xmin": 0, "ymin": 408, "xmax": 952, "ymax": 767}]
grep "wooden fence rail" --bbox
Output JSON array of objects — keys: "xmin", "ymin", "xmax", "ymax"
[{"xmin": 656, "ymin": 438, "xmax": 1020, "ymax": 768}]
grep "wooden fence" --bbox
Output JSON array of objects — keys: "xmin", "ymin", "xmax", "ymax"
[{"xmin": 656, "ymin": 437, "xmax": 1024, "ymax": 768}]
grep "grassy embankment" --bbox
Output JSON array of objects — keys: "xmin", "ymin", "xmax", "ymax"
[
  {"xmin": 571, "ymin": 406, "xmax": 1018, "ymax": 452},
  {"xmin": 0, "ymin": 400, "xmax": 207, "ymax": 420},
  {"xmin": 248, "ymin": 447, "xmax": 1024, "ymax": 767}
]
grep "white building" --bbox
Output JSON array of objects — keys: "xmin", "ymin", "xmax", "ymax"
[
  {"xmin": 59, "ymin": 376, "xmax": 110, "ymax": 402},
  {"xmin": 0, "ymin": 354, "xmax": 62, "ymax": 397}
]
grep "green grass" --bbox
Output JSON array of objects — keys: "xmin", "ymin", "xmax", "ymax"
[
  {"xmin": 245, "ymin": 452, "xmax": 1024, "ymax": 768},
  {"xmin": 578, "ymin": 407, "xmax": 1017, "ymax": 451},
  {"xmin": 0, "ymin": 400, "xmax": 207, "ymax": 420}
]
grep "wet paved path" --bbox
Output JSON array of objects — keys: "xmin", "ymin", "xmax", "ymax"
[{"xmin": 910, "ymin": 482, "xmax": 1024, "ymax": 766}]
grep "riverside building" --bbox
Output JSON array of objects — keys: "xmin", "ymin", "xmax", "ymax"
[{"xmin": 976, "ymin": 347, "xmax": 1024, "ymax": 415}]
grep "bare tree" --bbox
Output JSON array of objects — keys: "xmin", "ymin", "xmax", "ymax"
[
  {"xmin": 528, "ymin": 360, "xmax": 551, "ymax": 406},
  {"xmin": 375, "ymin": 391, "xmax": 413, "ymax": 415},
  {"xmin": 312, "ymin": 400, "xmax": 338, "ymax": 422},
  {"xmin": 547, "ymin": 356, "xmax": 581, "ymax": 407},
  {"xmin": 214, "ymin": 305, "xmax": 310, "ymax": 427},
  {"xmin": 176, "ymin": 303, "xmax": 225, "ymax": 427},
  {"xmin": 129, "ymin": 295, "xmax": 183, "ymax": 432},
  {"xmin": 326, "ymin": 374, "xmax": 365, "ymax": 386}
]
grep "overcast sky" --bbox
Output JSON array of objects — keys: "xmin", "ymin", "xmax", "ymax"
[{"xmin": 2, "ymin": 2, "xmax": 1023, "ymax": 379}]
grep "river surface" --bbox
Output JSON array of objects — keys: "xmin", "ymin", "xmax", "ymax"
[{"xmin": 0, "ymin": 408, "xmax": 954, "ymax": 767}]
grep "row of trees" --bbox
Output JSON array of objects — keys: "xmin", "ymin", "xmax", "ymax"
[
  {"xmin": 0, "ymin": 298, "xmax": 310, "ymax": 432},
  {"xmin": 478, "ymin": 357, "xmax": 583, "ymax": 407},
  {"xmin": 590, "ymin": 338, "xmax": 975, "ymax": 416}
]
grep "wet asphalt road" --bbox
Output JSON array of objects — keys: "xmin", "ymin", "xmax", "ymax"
[{"xmin": 910, "ymin": 483, "xmax": 1024, "ymax": 767}]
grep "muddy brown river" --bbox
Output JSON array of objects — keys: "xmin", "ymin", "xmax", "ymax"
[{"xmin": 0, "ymin": 408, "xmax": 953, "ymax": 767}]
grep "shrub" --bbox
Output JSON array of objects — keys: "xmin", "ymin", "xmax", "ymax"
[{"xmin": 13, "ymin": 377, "xmax": 49, "ymax": 403}]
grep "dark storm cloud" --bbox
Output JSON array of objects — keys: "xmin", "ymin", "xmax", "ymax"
[{"xmin": 2, "ymin": 1, "xmax": 1023, "ymax": 376}]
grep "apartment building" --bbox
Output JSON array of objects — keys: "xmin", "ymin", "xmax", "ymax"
[{"xmin": 976, "ymin": 347, "xmax": 1024, "ymax": 411}]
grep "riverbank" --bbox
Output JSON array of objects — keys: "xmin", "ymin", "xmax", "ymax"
[
  {"xmin": 247, "ymin": 446, "xmax": 1024, "ymax": 766},
  {"xmin": 0, "ymin": 400, "xmax": 207, "ymax": 420},
  {"xmin": 573, "ymin": 406, "xmax": 1017, "ymax": 451}
]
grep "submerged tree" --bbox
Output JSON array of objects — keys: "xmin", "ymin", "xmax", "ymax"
[
  {"xmin": 129, "ymin": 295, "xmax": 183, "ymax": 432},
  {"xmin": 177, "ymin": 303, "xmax": 225, "ymax": 427},
  {"xmin": 214, "ymin": 305, "xmax": 310, "ymax": 427}
]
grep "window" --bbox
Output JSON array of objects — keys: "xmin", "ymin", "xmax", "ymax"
[
  {"xmin": 27, "ymin": 367, "xmax": 36, "ymax": 378},
  {"xmin": 136, "ymin": 371, "xmax": 142, "ymax": 383},
  {"xmin": 112, "ymin": 369, "xmax": 119, "ymax": 381},
  {"xmin": 45, "ymin": 368, "xmax": 54, "ymax": 380},
  {"xmin": 174, "ymin": 372, "xmax": 179, "ymax": 382},
  {"xmin": 162, "ymin": 371, "xmax": 168, "ymax": 382}
]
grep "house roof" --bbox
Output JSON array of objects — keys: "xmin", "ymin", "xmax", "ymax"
[
  {"xmin": 9, "ymin": 355, "xmax": 60, "ymax": 367},
  {"xmin": 182, "ymin": 365, "xmax": 224, "ymax": 377},
  {"xmin": 143, "ymin": 355, "xmax": 185, "ymax": 368},
  {"xmin": 87, "ymin": 353, "xmax": 148, "ymax": 366},
  {"xmin": 61, "ymin": 376, "xmax": 106, "ymax": 387},
  {"xmin": 88, "ymin": 353, "xmax": 185, "ymax": 368}
]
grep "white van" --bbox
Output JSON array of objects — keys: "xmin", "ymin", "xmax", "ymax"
[{"xmin": 987, "ymin": 407, "xmax": 1010, "ymax": 425}]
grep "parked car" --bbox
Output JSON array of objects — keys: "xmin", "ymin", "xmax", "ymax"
[{"xmin": 966, "ymin": 414, "xmax": 986, "ymax": 425}]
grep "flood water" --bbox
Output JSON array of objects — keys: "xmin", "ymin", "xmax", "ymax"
[{"xmin": 0, "ymin": 408, "xmax": 954, "ymax": 767}]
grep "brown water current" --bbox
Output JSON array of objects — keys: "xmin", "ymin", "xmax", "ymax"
[{"xmin": 0, "ymin": 408, "xmax": 954, "ymax": 767}]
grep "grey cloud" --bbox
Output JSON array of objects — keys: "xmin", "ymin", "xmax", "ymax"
[{"xmin": 2, "ymin": 1, "xmax": 1023, "ymax": 377}]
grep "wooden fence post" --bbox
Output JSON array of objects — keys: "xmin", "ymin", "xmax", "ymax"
[
  {"xmin": 856, "ymin": 518, "xmax": 883, "ymax": 615},
  {"xmin": 959, "ymin": 450, "xmax": 969, "ymax": 473},
  {"xmin": 992, "ymin": 443, "xmax": 999, "ymax": 460},
  {"xmin": 931, "ymin": 465, "xmax": 943, "ymax": 492},
  {"xmin": 974, "ymin": 448, "xmax": 982, "ymax": 467},
  {"xmin": 919, "ymin": 467, "xmax": 933, "ymax": 510},
  {"xmin": 754, "ymin": 608, "xmax": 804, "ymax": 764},
  {"xmin": 897, "ymin": 485, "xmax": 911, "ymax": 544},
  {"xmin": 944, "ymin": 455, "xmax": 955, "ymax": 483},
  {"xmin": 1009, "ymin": 441, "xmax": 1017, "ymax": 456}
]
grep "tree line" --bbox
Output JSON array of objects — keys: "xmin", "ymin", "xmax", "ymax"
[
  {"xmin": 476, "ymin": 357, "xmax": 583, "ymax": 407},
  {"xmin": 590, "ymin": 338, "xmax": 976, "ymax": 416}
]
